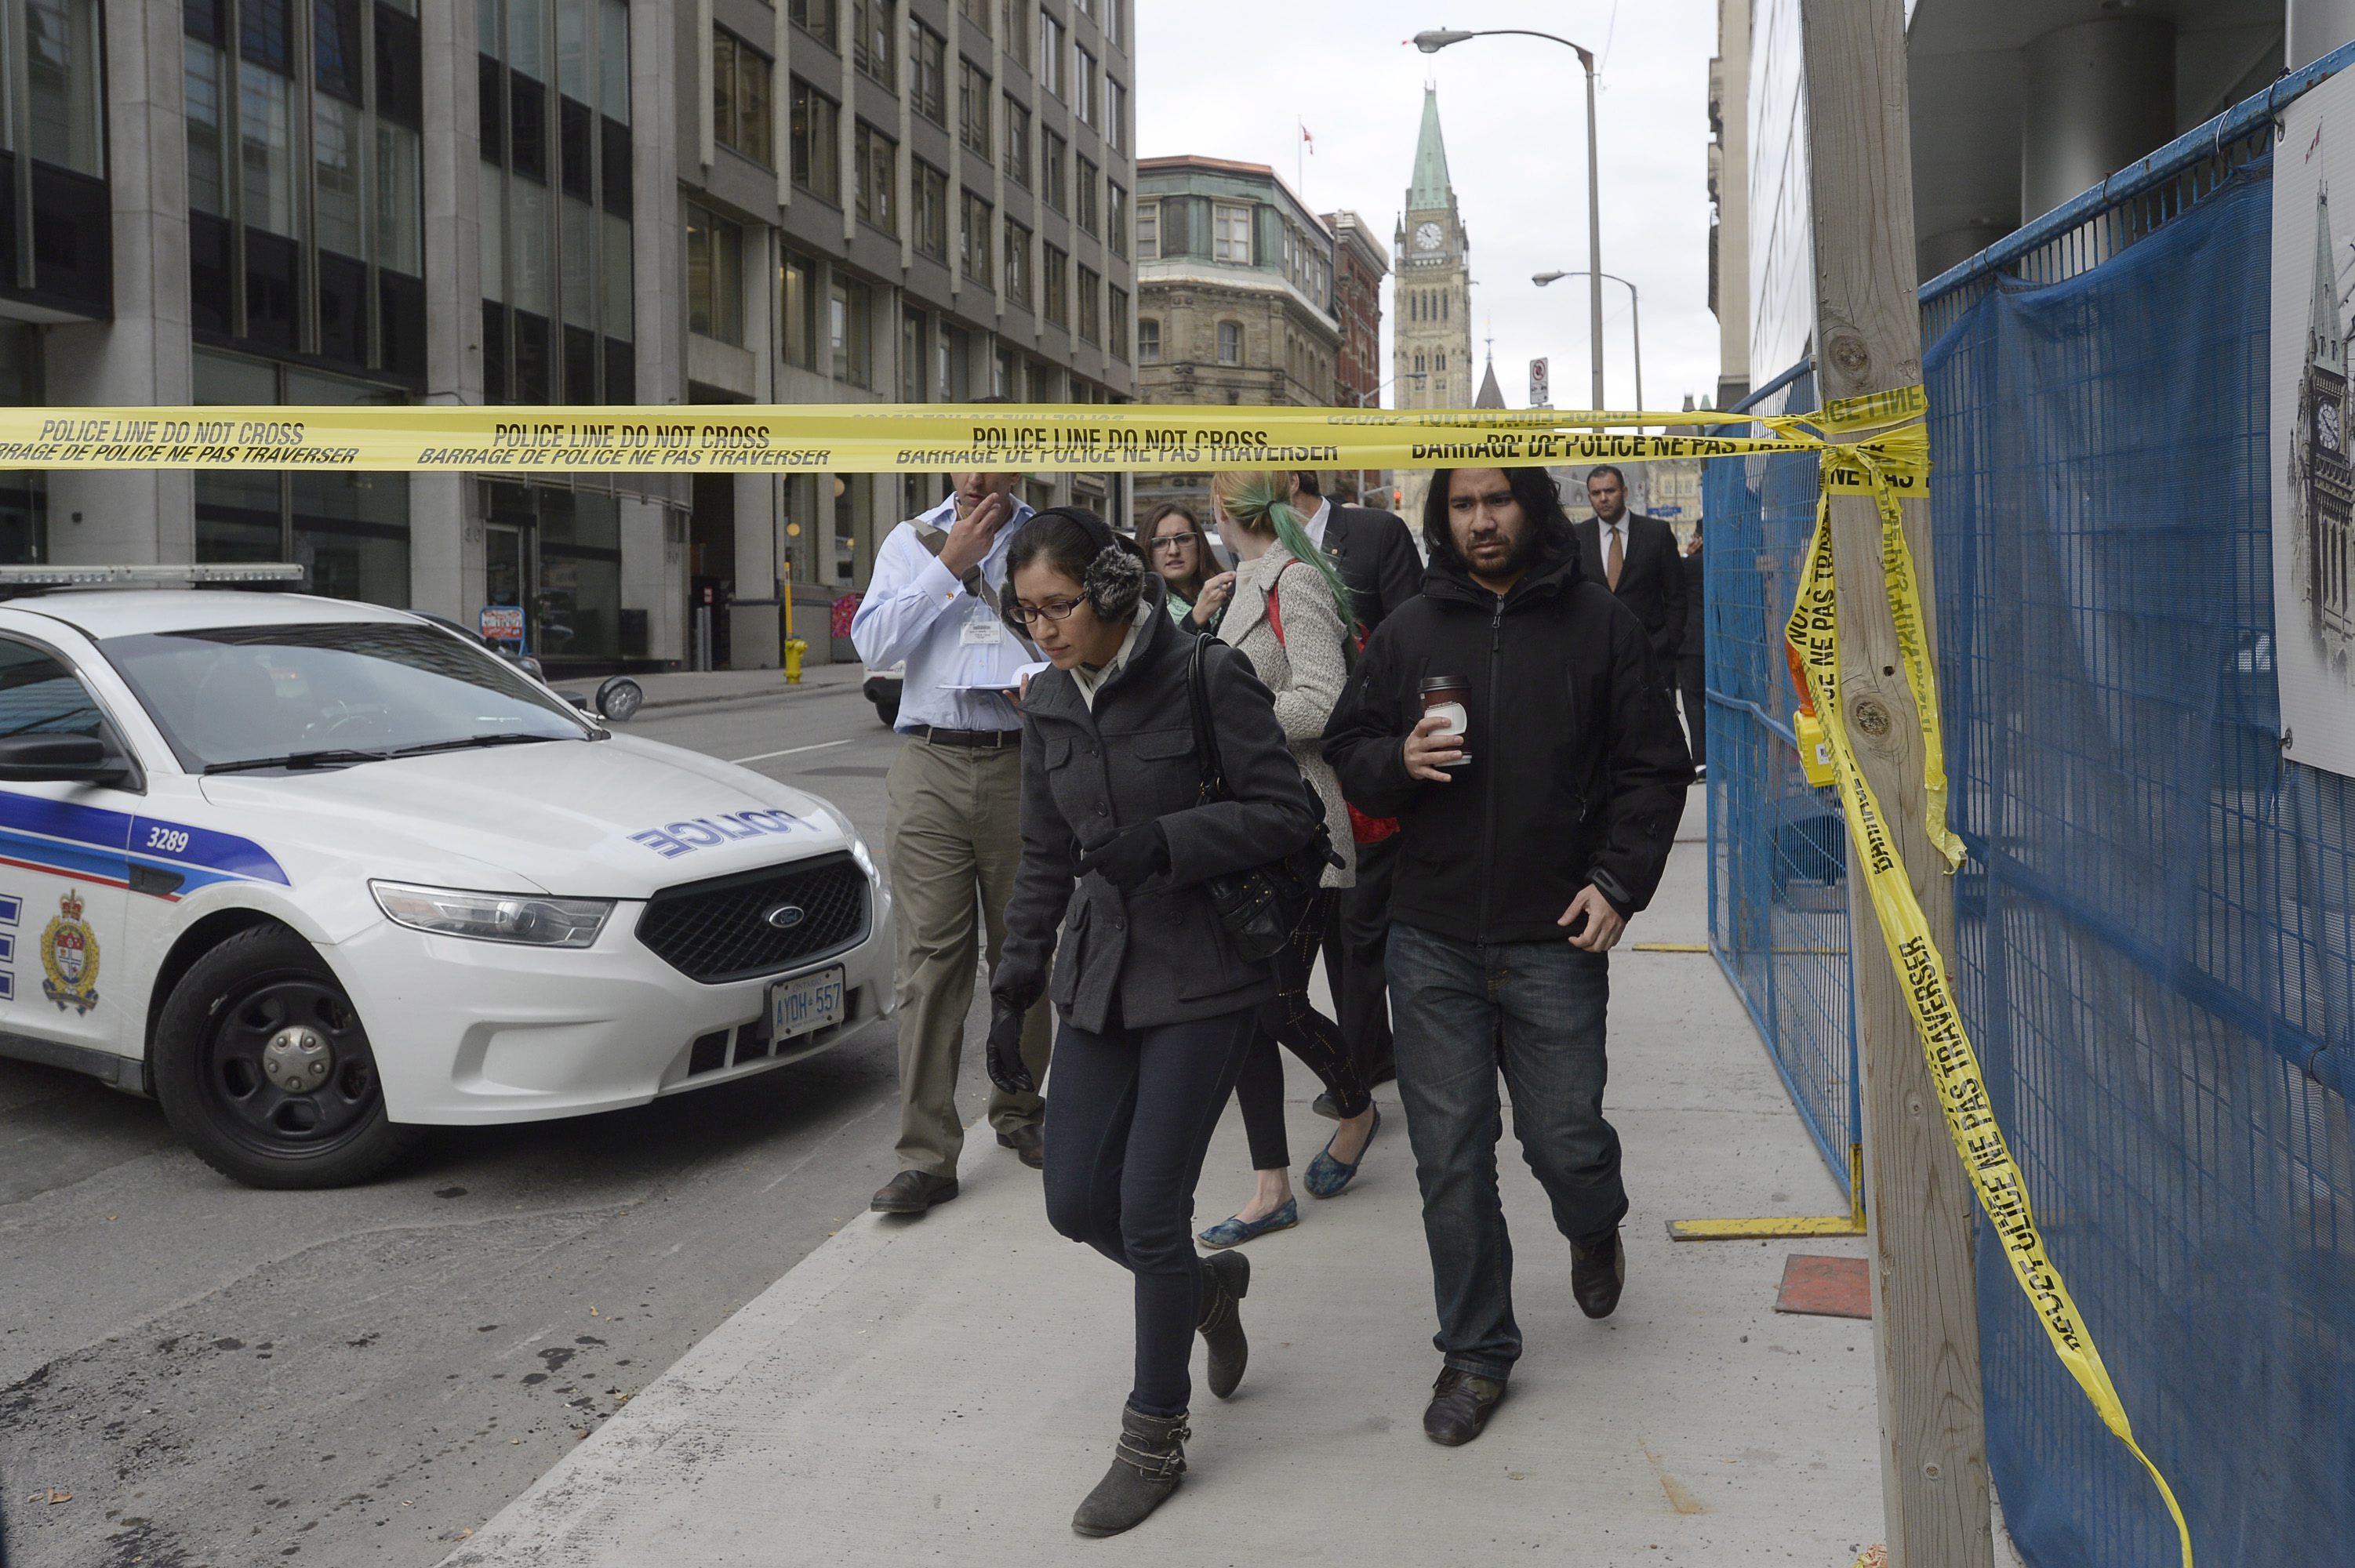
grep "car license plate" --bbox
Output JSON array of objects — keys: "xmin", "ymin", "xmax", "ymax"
[{"xmin": 770, "ymin": 966, "xmax": 845, "ymax": 1044}]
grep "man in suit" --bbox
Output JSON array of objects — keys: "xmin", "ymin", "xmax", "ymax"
[
  {"xmin": 1679, "ymin": 519, "xmax": 1706, "ymax": 778},
  {"xmin": 1288, "ymin": 470, "xmax": 1424, "ymax": 1090},
  {"xmin": 1573, "ymin": 466, "xmax": 1686, "ymax": 687}
]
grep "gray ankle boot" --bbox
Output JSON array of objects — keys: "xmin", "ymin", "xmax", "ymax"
[
  {"xmin": 1195, "ymin": 1251, "xmax": 1250, "ymax": 1399},
  {"xmin": 1070, "ymin": 1405, "xmax": 1190, "ymax": 1537}
]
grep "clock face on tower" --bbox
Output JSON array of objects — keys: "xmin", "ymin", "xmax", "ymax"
[
  {"xmin": 1415, "ymin": 221, "xmax": 1442, "ymax": 252},
  {"xmin": 2323, "ymin": 398, "xmax": 2343, "ymax": 456}
]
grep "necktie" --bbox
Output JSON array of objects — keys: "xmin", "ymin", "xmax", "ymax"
[{"xmin": 1605, "ymin": 524, "xmax": 1623, "ymax": 590}]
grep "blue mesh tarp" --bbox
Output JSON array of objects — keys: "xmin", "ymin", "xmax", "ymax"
[
  {"xmin": 1925, "ymin": 158, "xmax": 2355, "ymax": 1563},
  {"xmin": 1705, "ymin": 368, "xmax": 1860, "ymax": 1200}
]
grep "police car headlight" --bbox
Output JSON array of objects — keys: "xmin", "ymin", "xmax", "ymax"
[
  {"xmin": 370, "ymin": 881, "xmax": 612, "ymax": 948},
  {"xmin": 818, "ymin": 804, "xmax": 881, "ymax": 884}
]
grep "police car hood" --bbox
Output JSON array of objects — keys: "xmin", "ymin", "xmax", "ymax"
[{"xmin": 198, "ymin": 735, "xmax": 849, "ymax": 898}]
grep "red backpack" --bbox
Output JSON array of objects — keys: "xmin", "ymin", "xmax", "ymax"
[{"xmin": 1264, "ymin": 561, "xmax": 1401, "ymax": 846}]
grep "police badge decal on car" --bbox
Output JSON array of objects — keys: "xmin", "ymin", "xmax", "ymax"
[{"xmin": 41, "ymin": 889, "xmax": 100, "ymax": 1014}]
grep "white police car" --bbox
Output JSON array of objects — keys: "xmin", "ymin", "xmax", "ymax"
[{"xmin": 0, "ymin": 568, "xmax": 892, "ymax": 1188}]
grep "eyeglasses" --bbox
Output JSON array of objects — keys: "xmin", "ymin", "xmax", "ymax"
[
  {"xmin": 1150, "ymin": 532, "xmax": 1202, "ymax": 552},
  {"xmin": 1009, "ymin": 597, "xmax": 1084, "ymax": 625}
]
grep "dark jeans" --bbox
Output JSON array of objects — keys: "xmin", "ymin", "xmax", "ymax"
[
  {"xmin": 1386, "ymin": 920, "xmax": 1626, "ymax": 1382},
  {"xmin": 1325, "ymin": 833, "xmax": 1398, "ymax": 1085},
  {"xmin": 1234, "ymin": 889, "xmax": 1373, "ymax": 1171},
  {"xmin": 1043, "ymin": 1006, "xmax": 1258, "ymax": 1417},
  {"xmin": 1678, "ymin": 655, "xmax": 1706, "ymax": 768}
]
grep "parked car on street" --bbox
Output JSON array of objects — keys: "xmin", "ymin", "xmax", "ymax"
[{"xmin": 0, "ymin": 576, "xmax": 893, "ymax": 1188}]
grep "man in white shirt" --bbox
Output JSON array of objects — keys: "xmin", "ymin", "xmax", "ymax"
[{"xmin": 852, "ymin": 472, "xmax": 1054, "ymax": 1214}]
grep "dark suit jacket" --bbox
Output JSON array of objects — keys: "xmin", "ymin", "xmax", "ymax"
[
  {"xmin": 1575, "ymin": 512, "xmax": 1685, "ymax": 666},
  {"xmin": 1314, "ymin": 503, "xmax": 1423, "ymax": 633},
  {"xmin": 1679, "ymin": 544, "xmax": 1705, "ymax": 673}
]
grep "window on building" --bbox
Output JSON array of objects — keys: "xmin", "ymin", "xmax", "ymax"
[
  {"xmin": 1074, "ymin": 47, "xmax": 1096, "ymax": 127},
  {"xmin": 781, "ymin": 248, "xmax": 816, "ymax": 368},
  {"xmin": 713, "ymin": 27, "xmax": 773, "ymax": 166},
  {"xmin": 1137, "ymin": 317, "xmax": 1159, "ymax": 363},
  {"xmin": 1001, "ymin": 0, "xmax": 1029, "ymax": 67},
  {"xmin": 958, "ymin": 59, "xmax": 991, "ymax": 158},
  {"xmin": 790, "ymin": 0, "xmax": 837, "ymax": 49},
  {"xmin": 1107, "ymin": 182, "xmax": 1127, "ymax": 259},
  {"xmin": 853, "ymin": 0, "xmax": 896, "ymax": 82},
  {"xmin": 1216, "ymin": 321, "xmax": 1242, "ymax": 364},
  {"xmin": 1075, "ymin": 155, "xmax": 1098, "ymax": 234},
  {"xmin": 1077, "ymin": 263, "xmax": 1099, "ymax": 343},
  {"xmin": 1002, "ymin": 94, "xmax": 1030, "ymax": 186},
  {"xmin": 1104, "ymin": 0, "xmax": 1125, "ymax": 49},
  {"xmin": 958, "ymin": 0, "xmax": 990, "ymax": 32},
  {"xmin": 1004, "ymin": 217, "xmax": 1031, "ymax": 307},
  {"xmin": 790, "ymin": 78, "xmax": 841, "ymax": 201},
  {"xmin": 830, "ymin": 275, "xmax": 873, "ymax": 387},
  {"xmin": 1106, "ymin": 78, "xmax": 1126, "ymax": 154},
  {"xmin": 1212, "ymin": 201, "xmax": 1249, "ymax": 263},
  {"xmin": 686, "ymin": 202, "xmax": 743, "ymax": 343},
  {"xmin": 899, "ymin": 22, "xmax": 943, "ymax": 125},
  {"xmin": 29, "ymin": 0, "xmax": 105, "ymax": 176},
  {"xmin": 899, "ymin": 307, "xmax": 927, "ymax": 401},
  {"xmin": 1041, "ymin": 128, "xmax": 1067, "ymax": 212},
  {"xmin": 1043, "ymin": 242, "xmax": 1067, "ymax": 326},
  {"xmin": 1038, "ymin": 9, "xmax": 1064, "ymax": 96},
  {"xmin": 912, "ymin": 158, "xmax": 949, "ymax": 259},
  {"xmin": 1136, "ymin": 199, "xmax": 1158, "ymax": 260},
  {"xmin": 960, "ymin": 190, "xmax": 993, "ymax": 288},
  {"xmin": 853, "ymin": 122, "xmax": 897, "ymax": 234},
  {"xmin": 1108, "ymin": 285, "xmax": 1127, "ymax": 361}
]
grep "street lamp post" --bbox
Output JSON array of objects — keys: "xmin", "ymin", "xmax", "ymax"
[
  {"xmin": 1415, "ymin": 27, "xmax": 1604, "ymax": 409},
  {"xmin": 1534, "ymin": 270, "xmax": 1641, "ymax": 413}
]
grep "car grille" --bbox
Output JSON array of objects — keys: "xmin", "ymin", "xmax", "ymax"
[{"xmin": 636, "ymin": 852, "xmax": 870, "ymax": 984}]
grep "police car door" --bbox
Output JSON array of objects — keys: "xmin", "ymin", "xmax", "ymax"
[{"xmin": 0, "ymin": 635, "xmax": 137, "ymax": 1062}]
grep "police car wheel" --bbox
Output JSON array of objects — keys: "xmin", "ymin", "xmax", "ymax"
[{"xmin": 153, "ymin": 926, "xmax": 417, "ymax": 1189}]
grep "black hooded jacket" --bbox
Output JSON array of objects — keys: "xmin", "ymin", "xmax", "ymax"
[{"xmin": 1321, "ymin": 540, "xmax": 1693, "ymax": 945}]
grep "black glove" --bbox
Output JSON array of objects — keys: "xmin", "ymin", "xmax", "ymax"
[
  {"xmin": 985, "ymin": 978, "xmax": 1041, "ymax": 1095},
  {"xmin": 1075, "ymin": 821, "xmax": 1170, "ymax": 891}
]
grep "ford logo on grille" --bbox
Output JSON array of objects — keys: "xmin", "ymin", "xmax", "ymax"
[{"xmin": 762, "ymin": 903, "xmax": 808, "ymax": 931}]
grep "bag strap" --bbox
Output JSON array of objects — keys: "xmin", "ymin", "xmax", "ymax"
[
  {"xmin": 1187, "ymin": 633, "xmax": 1230, "ymax": 800},
  {"xmin": 1263, "ymin": 558, "xmax": 1363, "ymax": 669}
]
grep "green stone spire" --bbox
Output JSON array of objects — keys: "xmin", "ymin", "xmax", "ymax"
[{"xmin": 1408, "ymin": 85, "xmax": 1452, "ymax": 211}]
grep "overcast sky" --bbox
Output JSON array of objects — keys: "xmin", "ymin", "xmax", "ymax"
[{"xmin": 1135, "ymin": 0, "xmax": 1721, "ymax": 414}]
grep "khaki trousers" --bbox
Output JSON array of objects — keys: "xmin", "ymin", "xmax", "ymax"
[{"xmin": 885, "ymin": 737, "xmax": 1053, "ymax": 1177}]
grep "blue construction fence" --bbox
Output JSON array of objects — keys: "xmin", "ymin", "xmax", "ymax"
[{"xmin": 1706, "ymin": 52, "xmax": 2355, "ymax": 1567}]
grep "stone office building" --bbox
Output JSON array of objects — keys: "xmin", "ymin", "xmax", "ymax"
[{"xmin": 0, "ymin": 0, "xmax": 1138, "ymax": 670}]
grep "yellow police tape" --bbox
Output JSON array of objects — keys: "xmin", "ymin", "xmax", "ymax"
[
  {"xmin": 0, "ymin": 401, "xmax": 1932, "ymax": 477},
  {"xmin": 1786, "ymin": 428, "xmax": 2193, "ymax": 1566}
]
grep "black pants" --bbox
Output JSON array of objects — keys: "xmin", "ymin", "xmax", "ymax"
[
  {"xmin": 1234, "ymin": 889, "xmax": 1374, "ymax": 1171},
  {"xmin": 1043, "ymin": 1005, "xmax": 1258, "ymax": 1417},
  {"xmin": 1324, "ymin": 834, "xmax": 1397, "ymax": 1087},
  {"xmin": 1678, "ymin": 655, "xmax": 1706, "ymax": 768}
]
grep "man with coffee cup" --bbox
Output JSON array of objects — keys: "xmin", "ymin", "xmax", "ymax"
[{"xmin": 1322, "ymin": 466, "xmax": 1692, "ymax": 1449}]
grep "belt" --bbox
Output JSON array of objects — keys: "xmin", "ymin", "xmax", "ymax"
[{"xmin": 908, "ymin": 724, "xmax": 1023, "ymax": 749}]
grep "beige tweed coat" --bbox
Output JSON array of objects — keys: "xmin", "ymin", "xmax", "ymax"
[{"xmin": 1223, "ymin": 543, "xmax": 1357, "ymax": 888}]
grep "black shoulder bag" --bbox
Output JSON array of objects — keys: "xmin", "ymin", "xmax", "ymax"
[{"xmin": 1186, "ymin": 634, "xmax": 1340, "ymax": 963}]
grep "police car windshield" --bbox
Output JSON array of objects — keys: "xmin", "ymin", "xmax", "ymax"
[{"xmin": 99, "ymin": 622, "xmax": 591, "ymax": 772}]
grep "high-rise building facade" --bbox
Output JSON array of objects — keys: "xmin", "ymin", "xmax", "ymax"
[
  {"xmin": 0, "ymin": 0, "xmax": 1138, "ymax": 671},
  {"xmin": 1323, "ymin": 209, "xmax": 1386, "ymax": 408},
  {"xmin": 1392, "ymin": 85, "xmax": 1470, "ymax": 525}
]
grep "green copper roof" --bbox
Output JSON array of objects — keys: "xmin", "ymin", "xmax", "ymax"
[{"xmin": 1408, "ymin": 86, "xmax": 1452, "ymax": 210}]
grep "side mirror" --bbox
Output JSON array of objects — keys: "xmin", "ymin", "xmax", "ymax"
[{"xmin": 0, "ymin": 732, "xmax": 126, "ymax": 784}]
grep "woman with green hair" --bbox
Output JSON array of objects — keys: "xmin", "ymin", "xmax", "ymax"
[{"xmin": 1194, "ymin": 470, "xmax": 1382, "ymax": 1250}]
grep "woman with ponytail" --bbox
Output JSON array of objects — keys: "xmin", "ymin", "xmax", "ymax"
[{"xmin": 1193, "ymin": 470, "xmax": 1383, "ymax": 1250}]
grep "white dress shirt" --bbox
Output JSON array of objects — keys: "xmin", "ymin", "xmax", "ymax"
[
  {"xmin": 1298, "ymin": 495, "xmax": 1332, "ymax": 549},
  {"xmin": 849, "ymin": 492, "xmax": 1038, "ymax": 732}
]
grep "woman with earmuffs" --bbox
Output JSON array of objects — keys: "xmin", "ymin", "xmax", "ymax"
[{"xmin": 984, "ymin": 506, "xmax": 1320, "ymax": 1538}]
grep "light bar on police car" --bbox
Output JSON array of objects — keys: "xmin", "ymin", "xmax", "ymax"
[
  {"xmin": 0, "ymin": 563, "xmax": 304, "ymax": 586},
  {"xmin": 370, "ymin": 881, "xmax": 613, "ymax": 948}
]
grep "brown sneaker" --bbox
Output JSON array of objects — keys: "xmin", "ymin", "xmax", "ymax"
[
  {"xmin": 1423, "ymin": 1367, "xmax": 1506, "ymax": 1446},
  {"xmin": 869, "ymin": 1170, "xmax": 959, "ymax": 1214}
]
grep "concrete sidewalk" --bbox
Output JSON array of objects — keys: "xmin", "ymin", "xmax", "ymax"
[{"xmin": 442, "ymin": 801, "xmax": 1883, "ymax": 1568}]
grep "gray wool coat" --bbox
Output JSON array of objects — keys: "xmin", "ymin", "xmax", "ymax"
[{"xmin": 994, "ymin": 583, "xmax": 1321, "ymax": 1034}]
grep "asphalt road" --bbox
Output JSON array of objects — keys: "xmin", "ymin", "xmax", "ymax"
[{"xmin": 0, "ymin": 677, "xmax": 1012, "ymax": 1568}]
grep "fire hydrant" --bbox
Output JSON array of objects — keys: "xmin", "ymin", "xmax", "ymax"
[{"xmin": 783, "ymin": 637, "xmax": 807, "ymax": 685}]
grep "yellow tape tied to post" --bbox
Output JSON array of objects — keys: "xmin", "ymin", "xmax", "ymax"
[{"xmin": 1787, "ymin": 425, "xmax": 2193, "ymax": 1568}]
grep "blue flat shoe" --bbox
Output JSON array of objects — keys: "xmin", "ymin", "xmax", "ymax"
[
  {"xmin": 1303, "ymin": 1108, "xmax": 1381, "ymax": 1199},
  {"xmin": 1197, "ymin": 1197, "xmax": 1299, "ymax": 1249}
]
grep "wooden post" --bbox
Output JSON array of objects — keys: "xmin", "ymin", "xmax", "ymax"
[{"xmin": 1796, "ymin": 5, "xmax": 1993, "ymax": 1565}]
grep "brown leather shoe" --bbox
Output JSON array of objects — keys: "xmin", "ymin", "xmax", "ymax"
[
  {"xmin": 1423, "ymin": 1367, "xmax": 1506, "ymax": 1446},
  {"xmin": 1570, "ymin": 1229, "xmax": 1626, "ymax": 1319},
  {"xmin": 997, "ymin": 1123, "xmax": 1045, "ymax": 1170},
  {"xmin": 870, "ymin": 1170, "xmax": 959, "ymax": 1214}
]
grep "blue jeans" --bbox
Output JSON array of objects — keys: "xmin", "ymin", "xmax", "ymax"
[{"xmin": 1386, "ymin": 920, "xmax": 1626, "ymax": 1381}]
